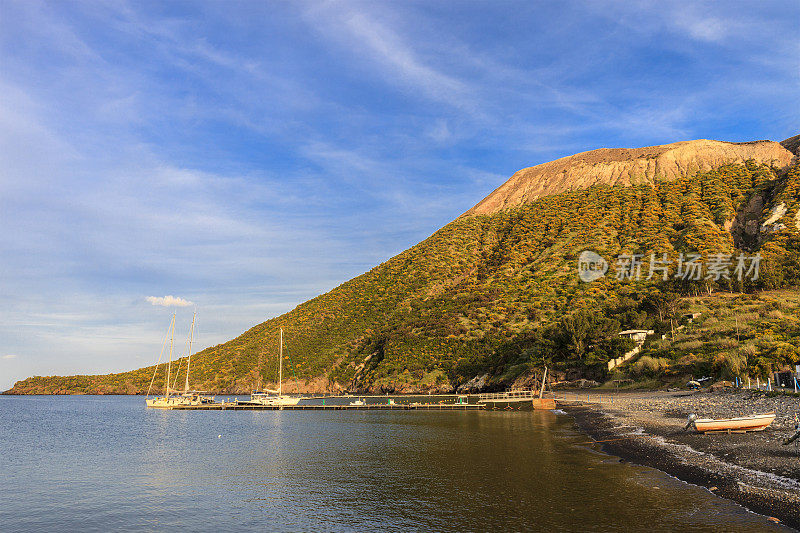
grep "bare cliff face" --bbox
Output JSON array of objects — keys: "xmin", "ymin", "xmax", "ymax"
[
  {"xmin": 464, "ymin": 139, "xmax": 794, "ymax": 216},
  {"xmin": 780, "ymin": 134, "xmax": 800, "ymax": 156}
]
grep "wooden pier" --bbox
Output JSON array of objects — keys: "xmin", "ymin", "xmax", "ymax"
[
  {"xmin": 170, "ymin": 402, "xmax": 485, "ymax": 411},
  {"xmin": 151, "ymin": 390, "xmax": 559, "ymax": 411}
]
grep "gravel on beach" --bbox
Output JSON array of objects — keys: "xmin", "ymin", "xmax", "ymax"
[{"xmin": 562, "ymin": 389, "xmax": 800, "ymax": 530}]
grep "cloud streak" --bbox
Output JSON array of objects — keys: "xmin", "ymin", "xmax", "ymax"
[
  {"xmin": 340, "ymin": 12, "xmax": 470, "ymax": 104},
  {"xmin": 146, "ymin": 296, "xmax": 194, "ymax": 307}
]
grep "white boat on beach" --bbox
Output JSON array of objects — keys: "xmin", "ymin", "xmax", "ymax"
[{"xmin": 688, "ymin": 412, "xmax": 775, "ymax": 433}]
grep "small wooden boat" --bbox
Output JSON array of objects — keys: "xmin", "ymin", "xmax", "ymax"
[
  {"xmin": 689, "ymin": 412, "xmax": 775, "ymax": 433},
  {"xmin": 531, "ymin": 398, "xmax": 557, "ymax": 409}
]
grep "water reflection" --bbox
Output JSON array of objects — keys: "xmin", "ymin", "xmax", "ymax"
[{"xmin": 1, "ymin": 397, "xmax": 789, "ymax": 532}]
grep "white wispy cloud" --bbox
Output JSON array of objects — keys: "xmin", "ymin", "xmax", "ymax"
[
  {"xmin": 342, "ymin": 12, "xmax": 469, "ymax": 102},
  {"xmin": 672, "ymin": 13, "xmax": 728, "ymax": 43},
  {"xmin": 2, "ymin": 354, "xmax": 18, "ymax": 360},
  {"xmin": 303, "ymin": 3, "xmax": 477, "ymax": 112},
  {"xmin": 146, "ymin": 296, "xmax": 194, "ymax": 307}
]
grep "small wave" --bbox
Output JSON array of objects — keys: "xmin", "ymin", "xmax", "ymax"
[
  {"xmin": 619, "ymin": 427, "xmax": 646, "ymax": 436},
  {"xmin": 649, "ymin": 435, "xmax": 706, "ymax": 456},
  {"xmin": 728, "ymin": 466, "xmax": 800, "ymax": 492},
  {"xmin": 643, "ymin": 434, "xmax": 800, "ymax": 492}
]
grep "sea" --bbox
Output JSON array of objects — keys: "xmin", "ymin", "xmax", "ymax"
[{"xmin": 0, "ymin": 395, "xmax": 789, "ymax": 532}]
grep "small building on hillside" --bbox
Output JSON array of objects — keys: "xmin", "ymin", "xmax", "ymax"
[
  {"xmin": 618, "ymin": 329, "xmax": 654, "ymax": 343},
  {"xmin": 682, "ymin": 312, "xmax": 702, "ymax": 323}
]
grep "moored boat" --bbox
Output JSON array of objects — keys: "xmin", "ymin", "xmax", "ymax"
[
  {"xmin": 145, "ymin": 312, "xmax": 215, "ymax": 409},
  {"xmin": 145, "ymin": 391, "xmax": 216, "ymax": 409},
  {"xmin": 249, "ymin": 391, "xmax": 304, "ymax": 406},
  {"xmin": 242, "ymin": 328, "xmax": 307, "ymax": 407},
  {"xmin": 531, "ymin": 397, "xmax": 557, "ymax": 409},
  {"xmin": 688, "ymin": 412, "xmax": 775, "ymax": 433}
]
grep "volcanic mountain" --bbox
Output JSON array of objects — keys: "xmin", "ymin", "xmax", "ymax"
[
  {"xmin": 6, "ymin": 135, "xmax": 799, "ymax": 395},
  {"xmin": 464, "ymin": 139, "xmax": 792, "ymax": 216}
]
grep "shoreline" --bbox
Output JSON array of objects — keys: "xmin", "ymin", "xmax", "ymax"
[{"xmin": 561, "ymin": 390, "xmax": 800, "ymax": 530}]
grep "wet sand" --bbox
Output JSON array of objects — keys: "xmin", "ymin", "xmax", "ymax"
[{"xmin": 561, "ymin": 390, "xmax": 800, "ymax": 530}]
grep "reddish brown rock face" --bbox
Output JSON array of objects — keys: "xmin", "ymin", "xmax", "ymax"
[{"xmin": 463, "ymin": 139, "xmax": 794, "ymax": 216}]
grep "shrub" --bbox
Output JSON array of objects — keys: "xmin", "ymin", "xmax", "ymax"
[
  {"xmin": 630, "ymin": 356, "xmax": 669, "ymax": 377},
  {"xmin": 720, "ymin": 351, "xmax": 747, "ymax": 378},
  {"xmin": 738, "ymin": 343, "xmax": 758, "ymax": 358},
  {"xmin": 716, "ymin": 338, "xmax": 739, "ymax": 350},
  {"xmin": 651, "ymin": 339, "xmax": 670, "ymax": 350},
  {"xmin": 676, "ymin": 340, "xmax": 703, "ymax": 351}
]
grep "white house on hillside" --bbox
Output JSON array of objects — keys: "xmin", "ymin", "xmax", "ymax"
[{"xmin": 618, "ymin": 329, "xmax": 654, "ymax": 343}]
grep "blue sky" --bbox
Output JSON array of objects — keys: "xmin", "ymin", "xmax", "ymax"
[{"xmin": 1, "ymin": 0, "xmax": 798, "ymax": 390}]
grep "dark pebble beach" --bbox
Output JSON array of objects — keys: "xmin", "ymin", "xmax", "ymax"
[{"xmin": 561, "ymin": 390, "xmax": 800, "ymax": 530}]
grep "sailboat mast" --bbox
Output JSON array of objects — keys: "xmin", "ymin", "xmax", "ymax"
[
  {"xmin": 539, "ymin": 367, "xmax": 548, "ymax": 399},
  {"xmin": 279, "ymin": 327, "xmax": 283, "ymax": 396},
  {"xmin": 166, "ymin": 313, "xmax": 175, "ymax": 398},
  {"xmin": 185, "ymin": 311, "xmax": 196, "ymax": 392}
]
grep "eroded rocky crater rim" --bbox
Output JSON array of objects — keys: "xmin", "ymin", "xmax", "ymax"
[{"xmin": 464, "ymin": 139, "xmax": 794, "ymax": 216}]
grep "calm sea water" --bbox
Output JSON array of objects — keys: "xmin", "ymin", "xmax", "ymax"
[{"xmin": 0, "ymin": 396, "xmax": 787, "ymax": 532}]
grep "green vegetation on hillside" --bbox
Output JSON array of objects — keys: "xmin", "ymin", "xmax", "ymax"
[
  {"xmin": 7, "ymin": 160, "xmax": 800, "ymax": 394},
  {"xmin": 614, "ymin": 290, "xmax": 800, "ymax": 386}
]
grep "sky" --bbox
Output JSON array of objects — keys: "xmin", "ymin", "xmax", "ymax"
[{"xmin": 1, "ymin": 0, "xmax": 798, "ymax": 391}]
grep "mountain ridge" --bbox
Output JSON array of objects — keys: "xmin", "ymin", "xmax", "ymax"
[{"xmin": 463, "ymin": 139, "xmax": 793, "ymax": 216}]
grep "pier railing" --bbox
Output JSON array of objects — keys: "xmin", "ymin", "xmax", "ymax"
[
  {"xmin": 553, "ymin": 392, "xmax": 614, "ymax": 404},
  {"xmin": 477, "ymin": 390, "xmax": 538, "ymax": 401}
]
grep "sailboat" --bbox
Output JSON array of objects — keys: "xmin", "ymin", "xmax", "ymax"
[
  {"xmin": 531, "ymin": 366, "xmax": 557, "ymax": 410},
  {"xmin": 145, "ymin": 312, "xmax": 215, "ymax": 408},
  {"xmin": 247, "ymin": 328, "xmax": 306, "ymax": 407}
]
